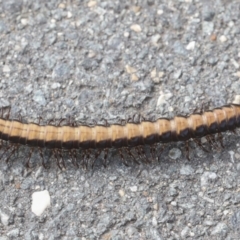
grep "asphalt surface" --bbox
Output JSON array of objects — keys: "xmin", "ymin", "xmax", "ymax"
[{"xmin": 0, "ymin": 0, "xmax": 240, "ymax": 239}]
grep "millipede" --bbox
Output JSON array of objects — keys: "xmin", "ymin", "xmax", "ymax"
[{"xmin": 0, "ymin": 103, "xmax": 240, "ymax": 169}]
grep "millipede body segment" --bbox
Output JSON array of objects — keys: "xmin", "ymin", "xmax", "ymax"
[{"xmin": 0, "ymin": 104, "xmax": 239, "ymax": 150}]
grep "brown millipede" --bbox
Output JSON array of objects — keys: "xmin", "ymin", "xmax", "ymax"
[{"xmin": 0, "ymin": 104, "xmax": 239, "ymax": 168}]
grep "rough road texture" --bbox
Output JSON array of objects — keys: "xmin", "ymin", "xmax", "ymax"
[{"xmin": 0, "ymin": 0, "xmax": 240, "ymax": 239}]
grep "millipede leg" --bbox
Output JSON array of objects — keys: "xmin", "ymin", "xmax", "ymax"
[
  {"xmin": 6, "ymin": 107, "xmax": 11, "ymax": 119},
  {"xmin": 87, "ymin": 149, "xmax": 93, "ymax": 168},
  {"xmin": 38, "ymin": 148, "xmax": 48, "ymax": 169},
  {"xmin": 58, "ymin": 118, "xmax": 66, "ymax": 126},
  {"xmin": 53, "ymin": 149, "xmax": 62, "ymax": 170},
  {"xmin": 103, "ymin": 149, "xmax": 109, "ymax": 168},
  {"xmin": 206, "ymin": 135, "xmax": 216, "ymax": 149},
  {"xmin": 58, "ymin": 149, "xmax": 65, "ymax": 169},
  {"xmin": 150, "ymin": 144, "xmax": 157, "ymax": 161},
  {"xmin": 48, "ymin": 118, "xmax": 55, "ymax": 125},
  {"xmin": 231, "ymin": 129, "xmax": 237, "ymax": 135},
  {"xmin": 82, "ymin": 149, "xmax": 91, "ymax": 169},
  {"xmin": 120, "ymin": 119, "xmax": 126, "ymax": 126},
  {"xmin": 69, "ymin": 149, "xmax": 79, "ymax": 168},
  {"xmin": 126, "ymin": 148, "xmax": 139, "ymax": 165},
  {"xmin": 4, "ymin": 144, "xmax": 19, "ymax": 163},
  {"xmin": 119, "ymin": 149, "xmax": 129, "ymax": 167},
  {"xmin": 92, "ymin": 149, "xmax": 102, "ymax": 169},
  {"xmin": 193, "ymin": 138, "xmax": 209, "ymax": 152},
  {"xmin": 185, "ymin": 141, "xmax": 190, "ymax": 161},
  {"xmin": 217, "ymin": 132, "xmax": 224, "ymax": 148},
  {"xmin": 157, "ymin": 144, "xmax": 165, "ymax": 162},
  {"xmin": 136, "ymin": 146, "xmax": 149, "ymax": 163},
  {"xmin": 0, "ymin": 144, "xmax": 12, "ymax": 160},
  {"xmin": 18, "ymin": 113, "xmax": 22, "ymax": 122},
  {"xmin": 25, "ymin": 148, "xmax": 34, "ymax": 168},
  {"xmin": 81, "ymin": 150, "xmax": 86, "ymax": 169},
  {"xmin": 38, "ymin": 116, "xmax": 43, "ymax": 125}
]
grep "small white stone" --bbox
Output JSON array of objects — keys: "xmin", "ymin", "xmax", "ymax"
[
  {"xmin": 130, "ymin": 24, "xmax": 142, "ymax": 32},
  {"xmin": 124, "ymin": 32, "xmax": 130, "ymax": 38},
  {"xmin": 3, "ymin": 65, "xmax": 10, "ymax": 73},
  {"xmin": 119, "ymin": 189, "xmax": 125, "ymax": 197},
  {"xmin": 151, "ymin": 34, "xmax": 161, "ymax": 44},
  {"xmin": 186, "ymin": 41, "xmax": 195, "ymax": 50},
  {"xmin": 129, "ymin": 186, "xmax": 138, "ymax": 192},
  {"xmin": 131, "ymin": 73, "xmax": 139, "ymax": 81},
  {"xmin": 233, "ymin": 71, "xmax": 240, "ymax": 78},
  {"xmin": 125, "ymin": 65, "xmax": 137, "ymax": 74},
  {"xmin": 157, "ymin": 9, "xmax": 163, "ymax": 15},
  {"xmin": 51, "ymin": 82, "xmax": 61, "ymax": 89},
  {"xmin": 58, "ymin": 3, "xmax": 66, "ymax": 9},
  {"xmin": 152, "ymin": 217, "xmax": 158, "ymax": 226},
  {"xmin": 233, "ymin": 95, "xmax": 240, "ymax": 104},
  {"xmin": 88, "ymin": 1, "xmax": 97, "ymax": 7},
  {"xmin": 21, "ymin": 18, "xmax": 28, "ymax": 26},
  {"xmin": 158, "ymin": 71, "xmax": 164, "ymax": 78},
  {"xmin": 157, "ymin": 91, "xmax": 172, "ymax": 106},
  {"xmin": 67, "ymin": 11, "xmax": 72, "ymax": 18},
  {"xmin": 219, "ymin": 35, "xmax": 227, "ymax": 42},
  {"xmin": 228, "ymin": 21, "xmax": 234, "ymax": 27},
  {"xmin": 150, "ymin": 68, "xmax": 157, "ymax": 78},
  {"xmin": 0, "ymin": 212, "xmax": 9, "ymax": 226},
  {"xmin": 31, "ymin": 190, "xmax": 51, "ymax": 216}
]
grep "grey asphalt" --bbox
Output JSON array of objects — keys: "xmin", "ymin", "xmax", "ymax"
[{"xmin": 0, "ymin": 0, "xmax": 240, "ymax": 239}]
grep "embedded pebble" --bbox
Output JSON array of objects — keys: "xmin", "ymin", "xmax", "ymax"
[
  {"xmin": 2, "ymin": 0, "xmax": 23, "ymax": 13},
  {"xmin": 180, "ymin": 165, "xmax": 194, "ymax": 175},
  {"xmin": 201, "ymin": 172, "xmax": 217, "ymax": 187},
  {"xmin": 172, "ymin": 41, "xmax": 188, "ymax": 55},
  {"xmin": 219, "ymin": 35, "xmax": 227, "ymax": 42},
  {"xmin": 202, "ymin": 21, "xmax": 214, "ymax": 35},
  {"xmin": 181, "ymin": 226, "xmax": 190, "ymax": 238},
  {"xmin": 231, "ymin": 59, "xmax": 239, "ymax": 69},
  {"xmin": 125, "ymin": 65, "xmax": 137, "ymax": 74},
  {"xmin": 131, "ymin": 73, "xmax": 139, "ymax": 81},
  {"xmin": 129, "ymin": 186, "xmax": 138, "ymax": 192},
  {"xmin": 186, "ymin": 41, "xmax": 195, "ymax": 50},
  {"xmin": 58, "ymin": 3, "xmax": 66, "ymax": 9},
  {"xmin": 168, "ymin": 148, "xmax": 182, "ymax": 160},
  {"xmin": 0, "ymin": 99, "xmax": 10, "ymax": 108},
  {"xmin": 233, "ymin": 95, "xmax": 240, "ymax": 104},
  {"xmin": 130, "ymin": 24, "xmax": 142, "ymax": 32},
  {"xmin": 33, "ymin": 90, "xmax": 46, "ymax": 106},
  {"xmin": 7, "ymin": 229, "xmax": 20, "ymax": 238},
  {"xmin": 88, "ymin": 1, "xmax": 97, "ymax": 7},
  {"xmin": 2, "ymin": 65, "xmax": 10, "ymax": 73},
  {"xmin": 173, "ymin": 69, "xmax": 182, "ymax": 79},
  {"xmin": 21, "ymin": 18, "xmax": 28, "ymax": 26},
  {"xmin": 231, "ymin": 210, "xmax": 240, "ymax": 229},
  {"xmin": 234, "ymin": 71, "xmax": 240, "ymax": 78},
  {"xmin": 0, "ymin": 211, "xmax": 10, "ymax": 226},
  {"xmin": 31, "ymin": 190, "xmax": 51, "ymax": 216},
  {"xmin": 151, "ymin": 34, "xmax": 161, "ymax": 44},
  {"xmin": 119, "ymin": 189, "xmax": 125, "ymax": 197},
  {"xmin": 156, "ymin": 92, "xmax": 173, "ymax": 106},
  {"xmin": 211, "ymin": 222, "xmax": 229, "ymax": 236},
  {"xmin": 51, "ymin": 82, "xmax": 61, "ymax": 89}
]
